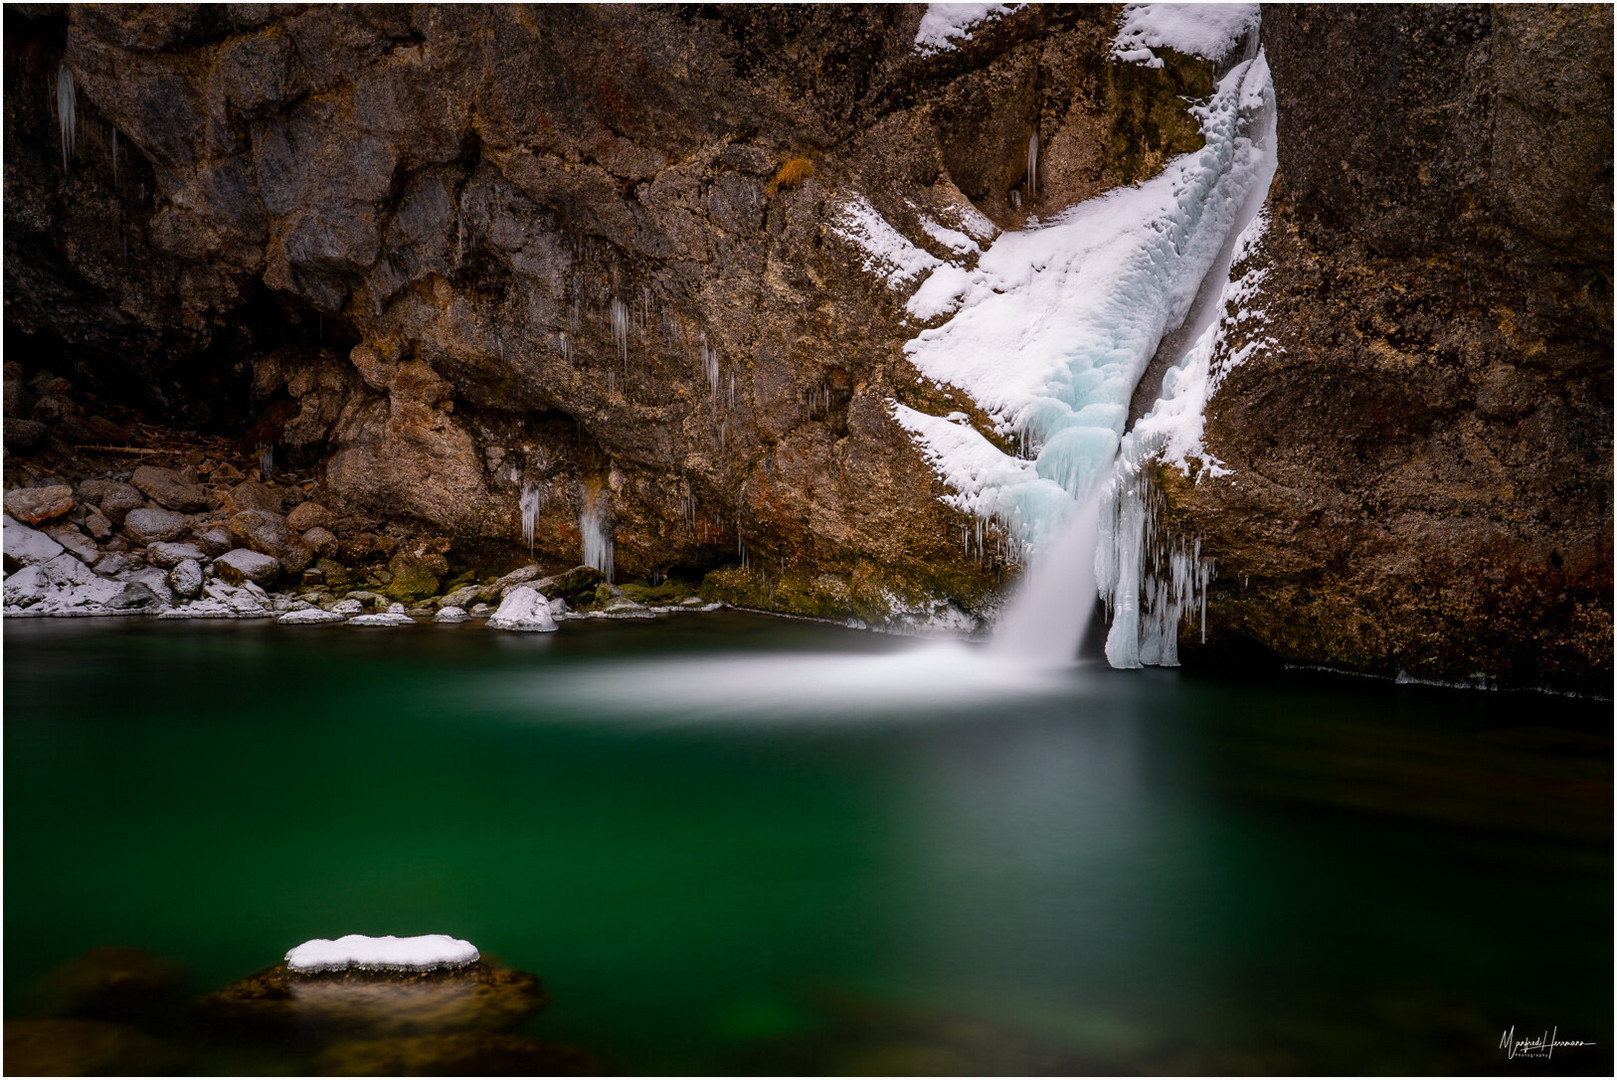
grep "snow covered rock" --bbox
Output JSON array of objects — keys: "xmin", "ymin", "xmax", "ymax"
[
  {"xmin": 4, "ymin": 517, "xmax": 65, "ymax": 569},
  {"xmin": 277, "ymin": 606, "xmax": 347, "ymax": 624},
  {"xmin": 213, "ymin": 547, "xmax": 281, "ymax": 586},
  {"xmin": 285, "ymin": 935, "xmax": 480, "ymax": 973},
  {"xmin": 168, "ymin": 558, "xmax": 204, "ymax": 598},
  {"xmin": 434, "ymin": 606, "xmax": 469, "ymax": 623},
  {"xmin": 349, "ymin": 611, "xmax": 415, "ymax": 627},
  {"xmin": 487, "ymin": 586, "xmax": 556, "ymax": 631}
]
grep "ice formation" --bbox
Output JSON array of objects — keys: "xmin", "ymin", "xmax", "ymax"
[
  {"xmin": 55, "ymin": 64, "xmax": 74, "ymax": 170},
  {"xmin": 913, "ymin": 4, "xmax": 1023, "ymax": 53},
  {"xmin": 580, "ymin": 482, "xmax": 614, "ymax": 582},
  {"xmin": 1110, "ymin": 3, "xmax": 1260, "ymax": 67},
  {"xmin": 892, "ymin": 54, "xmax": 1275, "ymax": 554},
  {"xmin": 1026, "ymin": 129, "xmax": 1039, "ymax": 197},
  {"xmin": 845, "ymin": 41, "xmax": 1273, "ymax": 667},
  {"xmin": 285, "ymin": 934, "xmax": 480, "ymax": 973},
  {"xmin": 520, "ymin": 481, "xmax": 545, "ymax": 555},
  {"xmin": 610, "ymin": 296, "xmax": 630, "ymax": 366}
]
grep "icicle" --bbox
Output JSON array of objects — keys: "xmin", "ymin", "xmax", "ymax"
[
  {"xmin": 559, "ymin": 331, "xmax": 571, "ymax": 364},
  {"xmin": 56, "ymin": 64, "xmax": 75, "ymax": 171},
  {"xmin": 1027, "ymin": 129, "xmax": 1038, "ymax": 198},
  {"xmin": 520, "ymin": 481, "xmax": 545, "ymax": 555},
  {"xmin": 610, "ymin": 297, "xmax": 629, "ymax": 366},
  {"xmin": 580, "ymin": 481, "xmax": 614, "ymax": 582},
  {"xmin": 258, "ymin": 441, "xmax": 274, "ymax": 483},
  {"xmin": 110, "ymin": 127, "xmax": 118, "ymax": 185}
]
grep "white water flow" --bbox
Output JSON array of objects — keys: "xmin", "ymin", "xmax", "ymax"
[
  {"xmin": 55, "ymin": 65, "xmax": 75, "ymax": 170},
  {"xmin": 990, "ymin": 489, "xmax": 1102, "ymax": 662}
]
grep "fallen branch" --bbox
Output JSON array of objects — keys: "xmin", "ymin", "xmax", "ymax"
[{"xmin": 71, "ymin": 444, "xmax": 164, "ymax": 455}]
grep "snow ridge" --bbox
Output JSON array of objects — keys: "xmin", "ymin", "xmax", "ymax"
[{"xmin": 914, "ymin": 4, "xmax": 1023, "ymax": 54}]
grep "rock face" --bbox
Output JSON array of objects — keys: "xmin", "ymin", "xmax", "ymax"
[
  {"xmin": 4, "ymin": 5, "xmax": 1217, "ymax": 628},
  {"xmin": 1162, "ymin": 4, "xmax": 1613, "ymax": 690}
]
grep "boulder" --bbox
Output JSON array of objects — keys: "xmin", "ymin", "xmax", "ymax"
[
  {"xmin": 487, "ymin": 587, "xmax": 557, "ymax": 632},
  {"xmin": 302, "ymin": 525, "xmax": 338, "ymax": 557},
  {"xmin": 213, "ymin": 548, "xmax": 281, "ymax": 587},
  {"xmin": 434, "ymin": 606, "xmax": 469, "ymax": 623},
  {"xmin": 3, "ymin": 518, "xmax": 65, "ymax": 569},
  {"xmin": 286, "ymin": 500, "xmax": 332, "ymax": 532},
  {"xmin": 220, "ymin": 480, "xmax": 284, "ymax": 516},
  {"xmin": 83, "ymin": 508, "xmax": 114, "ymax": 540},
  {"xmin": 123, "ymin": 508, "xmax": 188, "ymax": 545},
  {"xmin": 191, "ymin": 525, "xmax": 234, "ymax": 557},
  {"xmin": 130, "ymin": 465, "xmax": 210, "ymax": 513},
  {"xmin": 145, "ymin": 541, "xmax": 207, "ymax": 569},
  {"xmin": 349, "ymin": 611, "xmax": 416, "ymax": 626},
  {"xmin": 384, "ymin": 551, "xmax": 442, "ymax": 602},
  {"xmin": 168, "ymin": 559, "xmax": 204, "ymax": 598},
  {"xmin": 4, "ymin": 485, "xmax": 75, "ymax": 526},
  {"xmin": 76, "ymin": 480, "xmax": 145, "ymax": 524},
  {"xmin": 228, "ymin": 510, "xmax": 315, "ymax": 574},
  {"xmin": 198, "ymin": 961, "xmax": 549, "ymax": 1037},
  {"xmin": 115, "ymin": 567, "xmax": 176, "ymax": 608}
]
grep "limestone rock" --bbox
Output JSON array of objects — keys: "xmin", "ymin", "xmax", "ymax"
[
  {"xmin": 302, "ymin": 525, "xmax": 338, "ymax": 557},
  {"xmin": 191, "ymin": 526, "xmax": 235, "ymax": 557},
  {"xmin": 123, "ymin": 507, "xmax": 189, "ymax": 545},
  {"xmin": 4, "ymin": 485, "xmax": 75, "ymax": 526},
  {"xmin": 433, "ymin": 606, "xmax": 469, "ymax": 623},
  {"xmin": 277, "ymin": 606, "xmax": 347, "ymax": 624},
  {"xmin": 214, "ymin": 547, "xmax": 282, "ymax": 586},
  {"xmin": 220, "ymin": 480, "xmax": 284, "ymax": 517},
  {"xmin": 130, "ymin": 465, "xmax": 211, "ymax": 513},
  {"xmin": 83, "ymin": 508, "xmax": 114, "ymax": 540}
]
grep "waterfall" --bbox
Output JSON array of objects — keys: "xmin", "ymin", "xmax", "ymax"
[
  {"xmin": 581, "ymin": 482, "xmax": 614, "ymax": 582},
  {"xmin": 55, "ymin": 65, "xmax": 75, "ymax": 171},
  {"xmin": 989, "ymin": 488, "xmax": 1102, "ymax": 663}
]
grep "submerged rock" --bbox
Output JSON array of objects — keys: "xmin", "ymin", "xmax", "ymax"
[
  {"xmin": 25, "ymin": 945, "xmax": 190, "ymax": 1025},
  {"xmin": 199, "ymin": 961, "xmax": 549, "ymax": 1037},
  {"xmin": 316, "ymin": 1032, "xmax": 603, "ymax": 1076},
  {"xmin": 3, "ymin": 1018, "xmax": 182, "ymax": 1076},
  {"xmin": 486, "ymin": 586, "xmax": 556, "ymax": 632}
]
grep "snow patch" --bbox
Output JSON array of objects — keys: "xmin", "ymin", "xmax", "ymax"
[
  {"xmin": 285, "ymin": 934, "xmax": 480, "ymax": 973},
  {"xmin": 914, "ymin": 3, "xmax": 1023, "ymax": 53},
  {"xmin": 1111, "ymin": 3, "xmax": 1260, "ymax": 67},
  {"xmin": 829, "ymin": 196, "xmax": 941, "ymax": 290}
]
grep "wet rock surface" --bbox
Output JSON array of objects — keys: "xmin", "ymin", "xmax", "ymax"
[
  {"xmin": 199, "ymin": 961, "xmax": 550, "ymax": 1039},
  {"xmin": 316, "ymin": 1032, "xmax": 604, "ymax": 1077},
  {"xmin": 3, "ymin": 1017, "xmax": 184, "ymax": 1076}
]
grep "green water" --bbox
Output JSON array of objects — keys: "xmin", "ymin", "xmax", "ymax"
[{"xmin": 5, "ymin": 615, "xmax": 1611, "ymax": 1074}]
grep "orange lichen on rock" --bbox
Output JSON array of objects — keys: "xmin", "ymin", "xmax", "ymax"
[{"xmin": 766, "ymin": 157, "xmax": 813, "ymax": 196}]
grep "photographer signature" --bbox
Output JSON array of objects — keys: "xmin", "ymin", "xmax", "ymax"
[{"xmin": 1500, "ymin": 1026, "xmax": 1596, "ymax": 1060}]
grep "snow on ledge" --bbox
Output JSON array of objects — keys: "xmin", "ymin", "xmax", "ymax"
[
  {"xmin": 285, "ymin": 934, "xmax": 480, "ymax": 973},
  {"xmin": 914, "ymin": 3, "xmax": 1023, "ymax": 53},
  {"xmin": 1111, "ymin": 3, "xmax": 1259, "ymax": 68}
]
